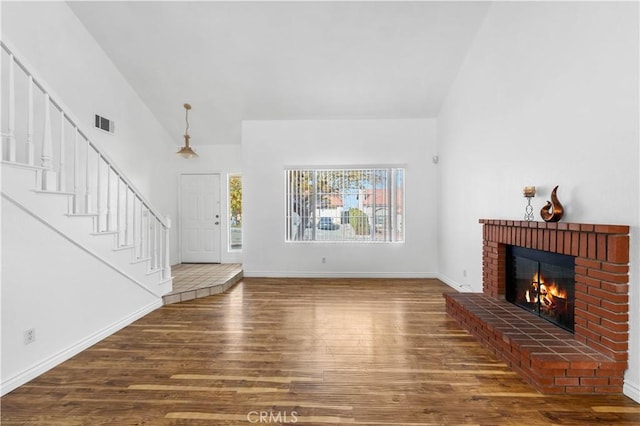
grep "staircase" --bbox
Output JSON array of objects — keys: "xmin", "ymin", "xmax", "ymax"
[{"xmin": 1, "ymin": 40, "xmax": 172, "ymax": 297}]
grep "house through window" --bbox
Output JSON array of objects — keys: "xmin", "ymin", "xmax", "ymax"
[{"xmin": 285, "ymin": 168, "xmax": 404, "ymax": 242}]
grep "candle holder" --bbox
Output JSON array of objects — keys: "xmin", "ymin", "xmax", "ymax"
[{"xmin": 523, "ymin": 186, "xmax": 536, "ymax": 221}]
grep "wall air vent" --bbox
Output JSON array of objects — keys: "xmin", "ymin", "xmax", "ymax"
[{"xmin": 95, "ymin": 114, "xmax": 115, "ymax": 134}]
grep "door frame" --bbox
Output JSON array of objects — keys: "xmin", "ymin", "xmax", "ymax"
[{"xmin": 178, "ymin": 172, "xmax": 222, "ymax": 264}]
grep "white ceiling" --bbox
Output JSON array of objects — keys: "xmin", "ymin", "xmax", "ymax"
[{"xmin": 68, "ymin": 1, "xmax": 490, "ymax": 145}]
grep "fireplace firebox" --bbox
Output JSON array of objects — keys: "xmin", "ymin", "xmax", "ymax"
[{"xmin": 506, "ymin": 246, "xmax": 575, "ymax": 332}]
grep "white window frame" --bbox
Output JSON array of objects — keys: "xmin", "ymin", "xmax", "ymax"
[
  {"xmin": 284, "ymin": 167, "xmax": 405, "ymax": 243},
  {"xmin": 228, "ymin": 173, "xmax": 242, "ymax": 251}
]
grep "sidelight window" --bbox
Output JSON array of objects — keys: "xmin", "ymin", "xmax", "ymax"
[{"xmin": 228, "ymin": 174, "xmax": 242, "ymax": 250}]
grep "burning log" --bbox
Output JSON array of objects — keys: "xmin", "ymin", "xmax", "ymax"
[{"xmin": 523, "ymin": 273, "xmax": 569, "ymax": 319}]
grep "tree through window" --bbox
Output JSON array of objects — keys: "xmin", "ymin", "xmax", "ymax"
[{"xmin": 229, "ymin": 174, "xmax": 242, "ymax": 250}]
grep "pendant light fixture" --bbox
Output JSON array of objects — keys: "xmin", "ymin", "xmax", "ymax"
[{"xmin": 177, "ymin": 103, "xmax": 198, "ymax": 159}]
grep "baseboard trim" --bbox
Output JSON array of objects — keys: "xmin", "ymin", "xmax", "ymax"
[
  {"xmin": 0, "ymin": 299, "xmax": 162, "ymax": 396},
  {"xmin": 435, "ymin": 273, "xmax": 476, "ymax": 293},
  {"xmin": 623, "ymin": 379, "xmax": 640, "ymax": 404},
  {"xmin": 243, "ymin": 270, "xmax": 438, "ymax": 279}
]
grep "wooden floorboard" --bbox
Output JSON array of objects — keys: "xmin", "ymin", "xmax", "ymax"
[{"xmin": 2, "ymin": 278, "xmax": 639, "ymax": 425}]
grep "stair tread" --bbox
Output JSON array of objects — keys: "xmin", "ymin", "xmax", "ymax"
[
  {"xmin": 146, "ymin": 267, "xmax": 164, "ymax": 275},
  {"xmin": 114, "ymin": 244, "xmax": 136, "ymax": 251},
  {"xmin": 34, "ymin": 189, "xmax": 75, "ymax": 196},
  {"xmin": 1, "ymin": 160, "xmax": 45, "ymax": 171}
]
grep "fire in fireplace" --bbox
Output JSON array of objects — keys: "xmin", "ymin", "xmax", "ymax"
[{"xmin": 506, "ymin": 246, "xmax": 575, "ymax": 332}]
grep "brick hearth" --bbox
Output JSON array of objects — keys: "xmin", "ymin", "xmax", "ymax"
[{"xmin": 445, "ymin": 219, "xmax": 629, "ymax": 394}]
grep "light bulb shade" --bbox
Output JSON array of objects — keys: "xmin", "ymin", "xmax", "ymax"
[
  {"xmin": 177, "ymin": 128, "xmax": 197, "ymax": 158},
  {"xmin": 177, "ymin": 145, "xmax": 198, "ymax": 159}
]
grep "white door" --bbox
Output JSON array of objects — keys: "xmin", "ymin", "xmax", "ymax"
[{"xmin": 180, "ymin": 174, "xmax": 221, "ymax": 263}]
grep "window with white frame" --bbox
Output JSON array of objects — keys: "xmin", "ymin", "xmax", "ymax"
[
  {"xmin": 285, "ymin": 168, "xmax": 404, "ymax": 242},
  {"xmin": 228, "ymin": 174, "xmax": 242, "ymax": 250}
]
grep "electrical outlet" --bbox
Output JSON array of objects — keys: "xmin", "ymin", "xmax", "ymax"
[
  {"xmin": 322, "ymin": 257, "xmax": 326, "ymax": 264},
  {"xmin": 24, "ymin": 328, "xmax": 36, "ymax": 345},
  {"xmin": 463, "ymin": 269, "xmax": 467, "ymax": 277}
]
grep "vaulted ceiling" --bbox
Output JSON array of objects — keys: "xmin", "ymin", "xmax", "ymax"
[{"xmin": 68, "ymin": 1, "xmax": 490, "ymax": 145}]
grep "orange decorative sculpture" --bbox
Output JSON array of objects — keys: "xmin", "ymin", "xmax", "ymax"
[{"xmin": 540, "ymin": 185, "xmax": 564, "ymax": 222}]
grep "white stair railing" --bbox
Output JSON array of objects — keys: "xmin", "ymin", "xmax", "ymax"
[{"xmin": 1, "ymin": 41, "xmax": 171, "ymax": 281}]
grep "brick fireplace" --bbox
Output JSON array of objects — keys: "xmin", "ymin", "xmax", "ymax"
[{"xmin": 445, "ymin": 219, "xmax": 629, "ymax": 394}]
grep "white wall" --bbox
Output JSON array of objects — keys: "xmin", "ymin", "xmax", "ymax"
[
  {"xmin": 242, "ymin": 119, "xmax": 438, "ymax": 277},
  {"xmin": 1, "ymin": 197, "xmax": 161, "ymax": 395},
  {"xmin": 171, "ymin": 144, "xmax": 243, "ymax": 264},
  {"xmin": 437, "ymin": 2, "xmax": 639, "ymax": 402}
]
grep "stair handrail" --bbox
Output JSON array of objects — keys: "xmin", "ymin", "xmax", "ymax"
[{"xmin": 0, "ymin": 38, "xmax": 169, "ymax": 230}]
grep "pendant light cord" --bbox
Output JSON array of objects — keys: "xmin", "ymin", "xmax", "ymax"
[{"xmin": 184, "ymin": 107, "xmax": 190, "ymax": 136}]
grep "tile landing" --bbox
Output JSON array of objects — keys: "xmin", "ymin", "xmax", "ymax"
[{"xmin": 163, "ymin": 263, "xmax": 243, "ymax": 305}]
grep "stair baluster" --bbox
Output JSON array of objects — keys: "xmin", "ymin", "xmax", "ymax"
[
  {"xmin": 97, "ymin": 154, "xmax": 103, "ymax": 231},
  {"xmin": 73, "ymin": 128, "xmax": 80, "ymax": 213},
  {"xmin": 107, "ymin": 163, "xmax": 112, "ymax": 231},
  {"xmin": 125, "ymin": 183, "xmax": 130, "ymax": 244},
  {"xmin": 116, "ymin": 177, "xmax": 122, "ymax": 244},
  {"xmin": 26, "ymin": 76, "xmax": 34, "ymax": 166},
  {"xmin": 164, "ymin": 216, "xmax": 171, "ymax": 279},
  {"xmin": 59, "ymin": 111, "xmax": 66, "ymax": 192},
  {"xmin": 41, "ymin": 94, "xmax": 56, "ymax": 191},
  {"xmin": 84, "ymin": 136, "xmax": 91, "ymax": 214},
  {"xmin": 6, "ymin": 54, "xmax": 16, "ymax": 162},
  {"xmin": 132, "ymin": 195, "xmax": 138, "ymax": 256}
]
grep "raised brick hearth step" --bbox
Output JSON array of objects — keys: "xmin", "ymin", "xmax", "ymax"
[{"xmin": 445, "ymin": 292, "xmax": 626, "ymax": 394}]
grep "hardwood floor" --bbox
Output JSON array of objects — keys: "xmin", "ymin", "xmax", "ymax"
[{"xmin": 2, "ymin": 278, "xmax": 639, "ymax": 425}]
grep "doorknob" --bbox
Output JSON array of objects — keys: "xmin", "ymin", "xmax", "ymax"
[{"xmin": 215, "ymin": 222, "xmax": 220, "ymax": 225}]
